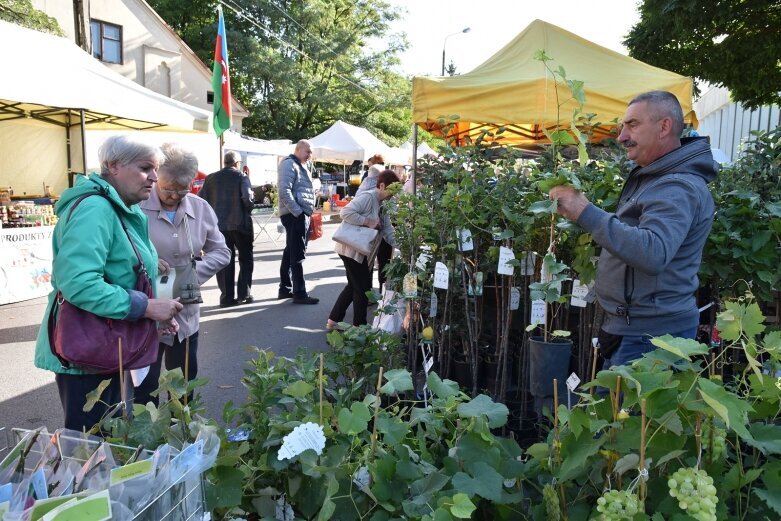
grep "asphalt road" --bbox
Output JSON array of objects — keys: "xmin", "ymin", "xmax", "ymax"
[{"xmin": 0, "ymin": 217, "xmax": 351, "ymax": 434}]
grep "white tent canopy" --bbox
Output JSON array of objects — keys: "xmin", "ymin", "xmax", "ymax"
[
  {"xmin": 400, "ymin": 141, "xmax": 438, "ymax": 158},
  {"xmin": 0, "ymin": 20, "xmax": 211, "ymax": 194},
  {"xmin": 308, "ymin": 120, "xmax": 393, "ymax": 165}
]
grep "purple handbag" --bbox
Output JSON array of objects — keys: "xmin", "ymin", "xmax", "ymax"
[{"xmin": 47, "ymin": 192, "xmax": 159, "ymax": 373}]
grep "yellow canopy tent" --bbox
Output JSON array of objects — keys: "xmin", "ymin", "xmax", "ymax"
[{"xmin": 412, "ymin": 20, "xmax": 696, "ymax": 146}]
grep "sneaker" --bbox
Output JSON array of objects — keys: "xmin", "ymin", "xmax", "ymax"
[
  {"xmin": 219, "ymin": 299, "xmax": 239, "ymax": 308},
  {"xmin": 277, "ymin": 290, "xmax": 294, "ymax": 299},
  {"xmin": 293, "ymin": 296, "xmax": 319, "ymax": 305}
]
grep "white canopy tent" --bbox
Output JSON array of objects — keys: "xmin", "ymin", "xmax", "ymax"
[
  {"xmin": 308, "ymin": 120, "xmax": 393, "ymax": 165},
  {"xmin": 0, "ymin": 20, "xmax": 211, "ymax": 195}
]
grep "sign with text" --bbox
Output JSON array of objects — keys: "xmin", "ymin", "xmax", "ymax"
[{"xmin": 0, "ymin": 225, "xmax": 54, "ymax": 304}]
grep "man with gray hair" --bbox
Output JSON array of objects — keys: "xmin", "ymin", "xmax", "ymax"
[
  {"xmin": 199, "ymin": 150, "xmax": 254, "ymax": 307},
  {"xmin": 277, "ymin": 140, "xmax": 318, "ymax": 304},
  {"xmin": 549, "ymin": 90, "xmax": 717, "ymax": 366}
]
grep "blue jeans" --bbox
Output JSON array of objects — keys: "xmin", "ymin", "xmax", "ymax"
[
  {"xmin": 279, "ymin": 213, "xmax": 311, "ymax": 297},
  {"xmin": 606, "ymin": 326, "xmax": 698, "ymax": 367}
]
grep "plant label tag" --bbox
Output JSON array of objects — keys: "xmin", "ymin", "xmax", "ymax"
[
  {"xmin": 41, "ymin": 489, "xmax": 112, "ymax": 521},
  {"xmin": 0, "ymin": 484, "xmax": 11, "ymax": 504},
  {"xmin": 566, "ymin": 373, "xmax": 581, "ymax": 391},
  {"xmin": 498, "ymin": 246, "xmax": 515, "ymax": 275},
  {"xmin": 457, "ymin": 228, "xmax": 474, "ymax": 251},
  {"xmin": 170, "ymin": 439, "xmax": 204, "ymax": 481},
  {"xmin": 109, "ymin": 459, "xmax": 153, "ymax": 486},
  {"xmin": 429, "ymin": 292, "xmax": 438, "ymax": 317},
  {"xmin": 433, "ymin": 262, "xmax": 449, "ymax": 289},
  {"xmin": 275, "ymin": 495, "xmax": 294, "ymax": 521},
  {"xmin": 570, "ymin": 279, "xmax": 588, "ymax": 308},
  {"xmin": 129, "ymin": 366, "xmax": 149, "ymax": 386},
  {"xmin": 510, "ymin": 288, "xmax": 521, "ymax": 310},
  {"xmin": 31, "ymin": 467, "xmax": 48, "ymax": 500},
  {"xmin": 540, "ymin": 258, "xmax": 551, "ymax": 282},
  {"xmin": 421, "ymin": 343, "xmax": 434, "ymax": 374},
  {"xmin": 278, "ymin": 422, "xmax": 326, "ymax": 460},
  {"xmin": 353, "ymin": 466, "xmax": 371, "ymax": 490},
  {"xmin": 521, "ymin": 251, "xmax": 536, "ymax": 276},
  {"xmin": 415, "ymin": 252, "xmax": 430, "ymax": 270},
  {"xmin": 530, "ymin": 300, "xmax": 547, "ymax": 326}
]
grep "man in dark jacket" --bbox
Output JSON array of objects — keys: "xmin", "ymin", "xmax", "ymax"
[
  {"xmin": 550, "ymin": 90, "xmax": 717, "ymax": 366},
  {"xmin": 199, "ymin": 151, "xmax": 254, "ymax": 307},
  {"xmin": 277, "ymin": 140, "xmax": 318, "ymax": 304}
]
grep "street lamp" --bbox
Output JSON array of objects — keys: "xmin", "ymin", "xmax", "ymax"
[{"xmin": 441, "ymin": 27, "xmax": 471, "ymax": 76}]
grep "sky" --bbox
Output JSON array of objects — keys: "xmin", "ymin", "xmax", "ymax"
[{"xmin": 385, "ymin": 0, "xmax": 641, "ymax": 77}]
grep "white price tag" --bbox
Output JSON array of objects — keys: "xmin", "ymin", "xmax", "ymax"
[
  {"xmin": 521, "ymin": 251, "xmax": 536, "ymax": 276},
  {"xmin": 566, "ymin": 373, "xmax": 581, "ymax": 391},
  {"xmin": 416, "ymin": 252, "xmax": 431, "ymax": 270},
  {"xmin": 429, "ymin": 292, "xmax": 438, "ymax": 317},
  {"xmin": 275, "ymin": 495, "xmax": 294, "ymax": 521},
  {"xmin": 497, "ymin": 246, "xmax": 515, "ymax": 275},
  {"xmin": 570, "ymin": 279, "xmax": 589, "ymax": 308},
  {"xmin": 433, "ymin": 262, "xmax": 449, "ymax": 289},
  {"xmin": 278, "ymin": 422, "xmax": 326, "ymax": 460},
  {"xmin": 510, "ymin": 288, "xmax": 520, "ymax": 310},
  {"xmin": 130, "ymin": 366, "xmax": 150, "ymax": 387},
  {"xmin": 457, "ymin": 228, "xmax": 474, "ymax": 251},
  {"xmin": 353, "ymin": 466, "xmax": 371, "ymax": 489},
  {"xmin": 530, "ymin": 300, "xmax": 547, "ymax": 327}
]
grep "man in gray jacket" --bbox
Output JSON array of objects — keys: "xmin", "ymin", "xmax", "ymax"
[
  {"xmin": 550, "ymin": 91, "xmax": 717, "ymax": 366},
  {"xmin": 277, "ymin": 140, "xmax": 318, "ymax": 304}
]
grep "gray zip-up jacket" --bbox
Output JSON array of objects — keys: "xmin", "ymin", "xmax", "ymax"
[
  {"xmin": 577, "ymin": 137, "xmax": 717, "ymax": 336},
  {"xmin": 278, "ymin": 154, "xmax": 315, "ymax": 217}
]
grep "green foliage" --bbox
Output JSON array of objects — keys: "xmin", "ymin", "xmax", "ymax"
[
  {"xmin": 0, "ymin": 0, "xmax": 63, "ymax": 35},
  {"xmin": 149, "ymin": 0, "xmax": 411, "ymax": 143},
  {"xmin": 625, "ymin": 0, "xmax": 781, "ymax": 108}
]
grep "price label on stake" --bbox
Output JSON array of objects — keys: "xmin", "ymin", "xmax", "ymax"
[
  {"xmin": 570, "ymin": 279, "xmax": 589, "ymax": 308},
  {"xmin": 457, "ymin": 228, "xmax": 474, "ymax": 251},
  {"xmin": 433, "ymin": 262, "xmax": 449, "ymax": 289},
  {"xmin": 530, "ymin": 300, "xmax": 547, "ymax": 327},
  {"xmin": 429, "ymin": 292, "xmax": 438, "ymax": 317},
  {"xmin": 521, "ymin": 251, "xmax": 536, "ymax": 276},
  {"xmin": 510, "ymin": 288, "xmax": 521, "ymax": 310},
  {"xmin": 416, "ymin": 252, "xmax": 430, "ymax": 270},
  {"xmin": 498, "ymin": 246, "xmax": 515, "ymax": 275},
  {"xmin": 566, "ymin": 373, "xmax": 581, "ymax": 391}
]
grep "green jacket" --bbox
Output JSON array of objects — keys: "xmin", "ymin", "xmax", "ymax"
[{"xmin": 34, "ymin": 174, "xmax": 158, "ymax": 374}]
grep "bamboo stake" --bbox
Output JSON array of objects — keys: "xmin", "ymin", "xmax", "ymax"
[
  {"xmin": 640, "ymin": 399, "xmax": 647, "ymax": 501},
  {"xmin": 319, "ymin": 353, "xmax": 324, "ymax": 426},
  {"xmin": 589, "ymin": 344, "xmax": 599, "ymax": 396},
  {"xmin": 370, "ymin": 367, "xmax": 384, "ymax": 459},
  {"xmin": 184, "ymin": 336, "xmax": 190, "ymax": 406},
  {"xmin": 553, "ymin": 378, "xmax": 567, "ymax": 518},
  {"xmin": 118, "ymin": 338, "xmax": 126, "ymax": 420}
]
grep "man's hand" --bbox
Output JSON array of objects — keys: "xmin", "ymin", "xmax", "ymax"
[{"xmin": 549, "ymin": 185, "xmax": 590, "ymax": 221}]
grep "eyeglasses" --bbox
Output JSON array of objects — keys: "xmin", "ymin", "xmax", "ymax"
[{"xmin": 159, "ymin": 188, "xmax": 190, "ymax": 197}]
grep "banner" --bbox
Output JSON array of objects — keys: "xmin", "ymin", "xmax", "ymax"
[{"xmin": 0, "ymin": 226, "xmax": 53, "ymax": 304}]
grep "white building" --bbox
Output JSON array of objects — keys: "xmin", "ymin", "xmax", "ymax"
[{"xmin": 694, "ymin": 86, "xmax": 781, "ymax": 163}]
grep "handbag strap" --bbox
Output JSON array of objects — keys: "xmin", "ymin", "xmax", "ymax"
[
  {"xmin": 67, "ymin": 190, "xmax": 147, "ymax": 274},
  {"xmin": 182, "ymin": 212, "xmax": 198, "ymax": 261}
]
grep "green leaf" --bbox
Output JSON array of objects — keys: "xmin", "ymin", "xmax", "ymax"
[
  {"xmin": 205, "ymin": 466, "xmax": 244, "ymax": 510},
  {"xmin": 650, "ymin": 335, "xmax": 709, "ymax": 361},
  {"xmin": 754, "ymin": 488, "xmax": 781, "ymax": 516},
  {"xmin": 529, "ymin": 199, "xmax": 558, "ymax": 215},
  {"xmin": 451, "ymin": 462, "xmax": 503, "ymax": 500},
  {"xmin": 557, "ymin": 433, "xmax": 604, "ymax": 481},
  {"xmin": 376, "ymin": 415, "xmax": 409, "ymax": 446},
  {"xmin": 717, "ymin": 300, "xmax": 766, "ymax": 341},
  {"xmin": 766, "ymin": 201, "xmax": 781, "ymax": 218},
  {"xmin": 427, "ymin": 372, "xmax": 460, "ymax": 398},
  {"xmin": 83, "ymin": 379, "xmax": 112, "ymax": 412},
  {"xmin": 381, "ymin": 368, "xmax": 414, "ymax": 394},
  {"xmin": 545, "ymin": 129, "xmax": 577, "ymax": 146},
  {"xmin": 537, "ymin": 175, "xmax": 571, "ymax": 193},
  {"xmin": 450, "ymin": 493, "xmax": 477, "ymax": 519},
  {"xmin": 457, "ymin": 395, "xmax": 509, "ymax": 428},
  {"xmin": 337, "ymin": 402, "xmax": 371, "ymax": 435},
  {"xmin": 746, "ymin": 423, "xmax": 781, "ymax": 455},
  {"xmin": 566, "ymin": 408, "xmax": 589, "ymax": 438},
  {"xmin": 283, "ymin": 380, "xmax": 315, "ymax": 398},
  {"xmin": 614, "ymin": 453, "xmax": 639, "ymax": 476},
  {"xmin": 698, "ymin": 378, "xmax": 754, "ymax": 440}
]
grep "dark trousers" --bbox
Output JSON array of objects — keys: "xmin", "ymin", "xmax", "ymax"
[
  {"xmin": 279, "ymin": 213, "xmax": 310, "ymax": 297},
  {"xmin": 55, "ymin": 372, "xmax": 121, "ymax": 432},
  {"xmin": 134, "ymin": 331, "xmax": 199, "ymax": 406},
  {"xmin": 329, "ymin": 255, "xmax": 372, "ymax": 326},
  {"xmin": 217, "ymin": 229, "xmax": 254, "ymax": 304},
  {"xmin": 376, "ymin": 239, "xmax": 392, "ymax": 291}
]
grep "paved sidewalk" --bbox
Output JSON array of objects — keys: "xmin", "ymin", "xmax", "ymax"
[{"xmin": 0, "ymin": 217, "xmax": 349, "ymax": 432}]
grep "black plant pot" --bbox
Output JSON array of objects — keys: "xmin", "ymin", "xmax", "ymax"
[
  {"xmin": 528, "ymin": 336, "xmax": 572, "ymax": 400},
  {"xmin": 450, "ymin": 356, "xmax": 480, "ymax": 392}
]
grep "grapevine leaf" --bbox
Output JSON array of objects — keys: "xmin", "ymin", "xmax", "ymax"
[
  {"xmin": 337, "ymin": 402, "xmax": 371, "ymax": 435},
  {"xmin": 83, "ymin": 379, "xmax": 112, "ymax": 412},
  {"xmin": 451, "ymin": 462, "xmax": 503, "ymax": 500},
  {"xmin": 376, "ymin": 415, "xmax": 409, "ymax": 446},
  {"xmin": 746, "ymin": 424, "xmax": 781, "ymax": 455},
  {"xmin": 614, "ymin": 453, "xmax": 640, "ymax": 476},
  {"xmin": 754, "ymin": 488, "xmax": 781, "ymax": 516},
  {"xmin": 698, "ymin": 378, "xmax": 754, "ymax": 440},
  {"xmin": 283, "ymin": 380, "xmax": 314, "ymax": 398},
  {"xmin": 450, "ymin": 493, "xmax": 477, "ymax": 519},
  {"xmin": 381, "ymin": 368, "xmax": 414, "ymax": 394},
  {"xmin": 427, "ymin": 372, "xmax": 460, "ymax": 399},
  {"xmin": 557, "ymin": 433, "xmax": 604, "ymax": 481},
  {"xmin": 457, "ymin": 395, "xmax": 509, "ymax": 428},
  {"xmin": 650, "ymin": 335, "xmax": 709, "ymax": 361},
  {"xmin": 717, "ymin": 300, "xmax": 766, "ymax": 341}
]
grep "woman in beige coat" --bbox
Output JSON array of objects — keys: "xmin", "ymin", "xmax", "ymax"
[{"xmin": 327, "ymin": 170, "xmax": 400, "ymax": 329}]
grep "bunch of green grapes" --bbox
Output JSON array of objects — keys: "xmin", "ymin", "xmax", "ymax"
[
  {"xmin": 542, "ymin": 484, "xmax": 560, "ymax": 521},
  {"xmin": 595, "ymin": 489, "xmax": 640, "ymax": 520},
  {"xmin": 668, "ymin": 467, "xmax": 718, "ymax": 521},
  {"xmin": 703, "ymin": 423, "xmax": 727, "ymax": 460}
]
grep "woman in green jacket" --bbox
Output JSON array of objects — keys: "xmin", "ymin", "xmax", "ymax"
[{"xmin": 34, "ymin": 135, "xmax": 183, "ymax": 432}]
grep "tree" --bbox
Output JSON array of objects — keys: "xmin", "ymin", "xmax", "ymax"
[
  {"xmin": 0, "ymin": 0, "xmax": 62, "ymax": 35},
  {"xmin": 624, "ymin": 0, "xmax": 781, "ymax": 109},
  {"xmin": 148, "ymin": 0, "xmax": 411, "ymax": 144}
]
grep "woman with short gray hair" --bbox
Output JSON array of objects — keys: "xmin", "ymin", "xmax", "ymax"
[{"xmin": 136, "ymin": 143, "xmax": 230, "ymax": 406}]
